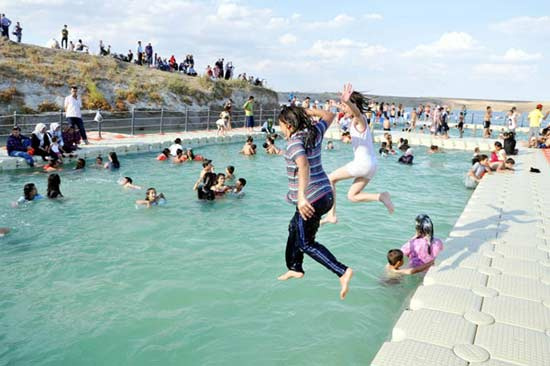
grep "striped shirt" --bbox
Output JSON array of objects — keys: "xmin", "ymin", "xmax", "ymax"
[{"xmin": 285, "ymin": 119, "xmax": 332, "ymax": 204}]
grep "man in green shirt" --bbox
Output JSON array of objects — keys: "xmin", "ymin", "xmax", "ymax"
[
  {"xmin": 61, "ymin": 25, "xmax": 68, "ymax": 49},
  {"xmin": 243, "ymin": 96, "xmax": 254, "ymax": 133}
]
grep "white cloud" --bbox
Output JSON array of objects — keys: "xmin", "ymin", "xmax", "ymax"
[
  {"xmin": 498, "ymin": 48, "xmax": 543, "ymax": 62},
  {"xmin": 473, "ymin": 63, "xmax": 537, "ymax": 80},
  {"xmin": 360, "ymin": 45, "xmax": 388, "ymax": 58},
  {"xmin": 308, "ymin": 38, "xmax": 387, "ymax": 64},
  {"xmin": 306, "ymin": 14, "xmax": 355, "ymax": 29},
  {"xmin": 365, "ymin": 13, "xmax": 383, "ymax": 20},
  {"xmin": 403, "ymin": 32, "xmax": 479, "ymax": 58},
  {"xmin": 490, "ymin": 16, "xmax": 550, "ymax": 34},
  {"xmin": 278, "ymin": 33, "xmax": 297, "ymax": 45}
]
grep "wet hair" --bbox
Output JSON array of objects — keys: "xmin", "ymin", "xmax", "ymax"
[
  {"xmin": 415, "ymin": 214, "xmax": 434, "ymax": 255},
  {"xmin": 251, "ymin": 144, "xmax": 257, "ymax": 151},
  {"xmin": 430, "ymin": 145, "xmax": 438, "ymax": 151},
  {"xmin": 381, "ymin": 141, "xmax": 387, "ymax": 148},
  {"xmin": 266, "ymin": 136, "xmax": 275, "ymax": 145},
  {"xmin": 226, "ymin": 165, "xmax": 234, "ymax": 174},
  {"xmin": 145, "ymin": 187, "xmax": 157, "ymax": 201},
  {"xmin": 176, "ymin": 148, "xmax": 183, "ymax": 156},
  {"xmin": 23, "ymin": 183, "xmax": 37, "ymax": 201},
  {"xmin": 174, "ymin": 138, "xmax": 182, "ymax": 144},
  {"xmin": 47, "ymin": 173, "xmax": 63, "ymax": 199},
  {"xmin": 124, "ymin": 177, "xmax": 133, "ymax": 184},
  {"xmin": 198, "ymin": 172, "xmax": 217, "ymax": 200},
  {"xmin": 109, "ymin": 152, "xmax": 120, "ymax": 169},
  {"xmin": 202, "ymin": 159, "xmax": 212, "ymax": 168},
  {"xmin": 237, "ymin": 178, "xmax": 247, "ymax": 187},
  {"xmin": 278, "ymin": 105, "xmax": 318, "ymax": 150},
  {"xmin": 75, "ymin": 158, "xmax": 86, "ymax": 170},
  {"xmin": 262, "ymin": 142, "xmax": 269, "ymax": 149},
  {"xmin": 505, "ymin": 158, "xmax": 515, "ymax": 165},
  {"xmin": 186, "ymin": 149, "xmax": 195, "ymax": 160},
  {"xmin": 494, "ymin": 141, "xmax": 502, "ymax": 149},
  {"xmin": 216, "ymin": 173, "xmax": 226, "ymax": 182},
  {"xmin": 479, "ymin": 154, "xmax": 489, "ymax": 162},
  {"xmin": 162, "ymin": 148, "xmax": 170, "ymax": 157},
  {"xmin": 96, "ymin": 156, "xmax": 103, "ymax": 163},
  {"xmin": 387, "ymin": 249, "xmax": 404, "ymax": 266},
  {"xmin": 246, "ymin": 135, "xmax": 254, "ymax": 143}
]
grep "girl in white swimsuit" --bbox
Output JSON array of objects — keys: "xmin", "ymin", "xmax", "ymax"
[{"xmin": 321, "ymin": 84, "xmax": 394, "ymax": 225}]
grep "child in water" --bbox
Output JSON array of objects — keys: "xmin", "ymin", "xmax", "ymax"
[
  {"xmin": 119, "ymin": 176, "xmax": 142, "ymax": 190},
  {"xmin": 105, "ymin": 152, "xmax": 120, "ymax": 169},
  {"xmin": 394, "ymin": 214, "xmax": 443, "ymax": 273},
  {"xmin": 231, "ymin": 178, "xmax": 247, "ymax": 198},
  {"xmin": 212, "ymin": 173, "xmax": 231, "ymax": 196},
  {"xmin": 14, "ymin": 183, "xmax": 44, "ymax": 206},
  {"xmin": 321, "ymin": 84, "xmax": 394, "ymax": 225},
  {"xmin": 225, "ymin": 165, "xmax": 235, "ymax": 181},
  {"xmin": 47, "ymin": 173, "xmax": 63, "ymax": 199},
  {"xmin": 95, "ymin": 156, "xmax": 103, "ymax": 168},
  {"xmin": 277, "ymin": 104, "xmax": 353, "ymax": 300},
  {"xmin": 74, "ymin": 158, "xmax": 86, "ymax": 170},
  {"xmin": 136, "ymin": 188, "xmax": 166, "ymax": 207},
  {"xmin": 157, "ymin": 148, "xmax": 171, "ymax": 161}
]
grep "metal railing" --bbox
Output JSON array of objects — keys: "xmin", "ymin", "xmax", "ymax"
[{"xmin": 0, "ymin": 105, "xmax": 280, "ymax": 144}]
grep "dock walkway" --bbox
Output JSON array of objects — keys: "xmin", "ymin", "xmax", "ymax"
[{"xmin": 372, "ymin": 149, "xmax": 550, "ymax": 366}]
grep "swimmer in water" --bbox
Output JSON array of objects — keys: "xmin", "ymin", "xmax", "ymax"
[
  {"xmin": 13, "ymin": 183, "xmax": 44, "ymax": 207},
  {"xmin": 157, "ymin": 148, "xmax": 170, "ymax": 161},
  {"xmin": 212, "ymin": 173, "xmax": 231, "ymax": 196},
  {"xmin": 135, "ymin": 187, "xmax": 166, "ymax": 207},
  {"xmin": 321, "ymin": 83, "xmax": 394, "ymax": 226},
  {"xmin": 225, "ymin": 165, "xmax": 235, "ymax": 181},
  {"xmin": 119, "ymin": 176, "xmax": 142, "ymax": 190}
]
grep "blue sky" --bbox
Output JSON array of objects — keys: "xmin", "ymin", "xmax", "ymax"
[{"xmin": 1, "ymin": 0, "xmax": 549, "ymax": 100}]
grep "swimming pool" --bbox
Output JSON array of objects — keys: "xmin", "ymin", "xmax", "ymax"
[{"xmin": 0, "ymin": 141, "xmax": 472, "ymax": 365}]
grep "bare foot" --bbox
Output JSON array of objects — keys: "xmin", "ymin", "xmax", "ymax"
[
  {"xmin": 379, "ymin": 192, "xmax": 394, "ymax": 214},
  {"xmin": 277, "ymin": 270, "xmax": 304, "ymax": 281},
  {"xmin": 339, "ymin": 268, "xmax": 353, "ymax": 300},
  {"xmin": 320, "ymin": 214, "xmax": 338, "ymax": 225}
]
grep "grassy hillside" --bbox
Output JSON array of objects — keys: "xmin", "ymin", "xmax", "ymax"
[{"xmin": 0, "ymin": 39, "xmax": 278, "ymax": 114}]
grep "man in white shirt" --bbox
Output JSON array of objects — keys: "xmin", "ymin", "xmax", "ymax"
[
  {"xmin": 168, "ymin": 138, "xmax": 183, "ymax": 156},
  {"xmin": 64, "ymin": 86, "xmax": 89, "ymax": 144}
]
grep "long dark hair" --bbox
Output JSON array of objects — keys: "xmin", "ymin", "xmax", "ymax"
[
  {"xmin": 278, "ymin": 105, "xmax": 317, "ymax": 150},
  {"xmin": 109, "ymin": 152, "xmax": 120, "ymax": 169},
  {"xmin": 415, "ymin": 214, "xmax": 434, "ymax": 255},
  {"xmin": 349, "ymin": 91, "xmax": 369, "ymax": 113},
  {"xmin": 47, "ymin": 173, "xmax": 63, "ymax": 198}
]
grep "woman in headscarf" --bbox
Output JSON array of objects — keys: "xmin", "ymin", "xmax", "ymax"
[
  {"xmin": 31, "ymin": 123, "xmax": 52, "ymax": 160},
  {"xmin": 48, "ymin": 123, "xmax": 65, "ymax": 152}
]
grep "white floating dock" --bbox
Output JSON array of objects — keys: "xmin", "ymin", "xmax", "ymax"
[{"xmin": 372, "ymin": 149, "xmax": 550, "ymax": 366}]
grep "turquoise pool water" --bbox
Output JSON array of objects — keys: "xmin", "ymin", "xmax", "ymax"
[{"xmin": 0, "ymin": 141, "xmax": 472, "ymax": 365}]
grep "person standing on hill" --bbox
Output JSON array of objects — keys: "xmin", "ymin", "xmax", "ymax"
[
  {"xmin": 1, "ymin": 14, "xmax": 11, "ymax": 39},
  {"xmin": 145, "ymin": 43, "xmax": 153, "ymax": 66},
  {"xmin": 243, "ymin": 96, "xmax": 255, "ymax": 133},
  {"xmin": 137, "ymin": 41, "xmax": 143, "ymax": 65},
  {"xmin": 64, "ymin": 86, "xmax": 89, "ymax": 145},
  {"xmin": 61, "ymin": 25, "xmax": 68, "ymax": 49},
  {"xmin": 14, "ymin": 21, "xmax": 22, "ymax": 43}
]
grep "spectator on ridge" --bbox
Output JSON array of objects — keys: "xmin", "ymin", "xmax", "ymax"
[
  {"xmin": 61, "ymin": 24, "xmax": 69, "ymax": 49},
  {"xmin": 145, "ymin": 43, "xmax": 153, "ymax": 65},
  {"xmin": 137, "ymin": 41, "xmax": 143, "ymax": 65},
  {"xmin": 13, "ymin": 21, "xmax": 22, "ymax": 43},
  {"xmin": 1, "ymin": 14, "xmax": 11, "ymax": 39}
]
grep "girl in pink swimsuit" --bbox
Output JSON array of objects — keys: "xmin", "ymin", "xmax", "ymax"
[{"xmin": 401, "ymin": 214, "xmax": 443, "ymax": 268}]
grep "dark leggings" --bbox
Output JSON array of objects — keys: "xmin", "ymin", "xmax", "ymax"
[{"xmin": 285, "ymin": 193, "xmax": 347, "ymax": 277}]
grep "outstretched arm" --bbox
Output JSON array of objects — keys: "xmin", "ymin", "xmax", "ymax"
[
  {"xmin": 394, "ymin": 261, "xmax": 434, "ymax": 275},
  {"xmin": 306, "ymin": 108, "xmax": 335, "ymax": 127},
  {"xmin": 341, "ymin": 83, "xmax": 366, "ymax": 131}
]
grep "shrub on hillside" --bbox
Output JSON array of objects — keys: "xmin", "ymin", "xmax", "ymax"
[
  {"xmin": 83, "ymin": 79, "xmax": 111, "ymax": 110},
  {"xmin": 0, "ymin": 87, "xmax": 19, "ymax": 103},
  {"xmin": 37, "ymin": 100, "xmax": 61, "ymax": 113},
  {"xmin": 167, "ymin": 78, "xmax": 191, "ymax": 95}
]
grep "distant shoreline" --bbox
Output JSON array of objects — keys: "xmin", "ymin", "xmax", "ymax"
[{"xmin": 277, "ymin": 92, "xmax": 547, "ymax": 112}]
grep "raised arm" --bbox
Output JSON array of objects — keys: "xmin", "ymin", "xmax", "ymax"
[
  {"xmin": 340, "ymin": 83, "xmax": 365, "ymax": 130},
  {"xmin": 305, "ymin": 108, "xmax": 335, "ymax": 127}
]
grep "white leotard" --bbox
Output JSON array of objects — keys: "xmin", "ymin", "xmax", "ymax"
[{"xmin": 345, "ymin": 116, "xmax": 378, "ymax": 179}]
